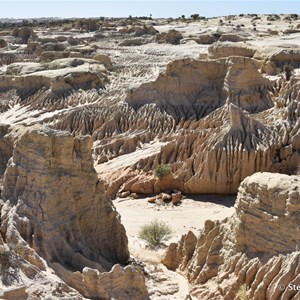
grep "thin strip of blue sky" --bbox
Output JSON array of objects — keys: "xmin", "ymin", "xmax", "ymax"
[{"xmin": 0, "ymin": 1, "xmax": 299, "ymax": 19}]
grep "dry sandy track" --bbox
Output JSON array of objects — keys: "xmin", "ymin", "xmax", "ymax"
[{"xmin": 114, "ymin": 195, "xmax": 235, "ymax": 299}]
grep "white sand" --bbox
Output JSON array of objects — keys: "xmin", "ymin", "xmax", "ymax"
[{"xmin": 114, "ymin": 195, "xmax": 235, "ymax": 299}]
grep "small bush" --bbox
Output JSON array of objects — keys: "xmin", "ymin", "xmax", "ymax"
[
  {"xmin": 191, "ymin": 14, "xmax": 200, "ymax": 21},
  {"xmin": 283, "ymin": 64, "xmax": 294, "ymax": 81},
  {"xmin": 138, "ymin": 219, "xmax": 172, "ymax": 247},
  {"xmin": 237, "ymin": 283, "xmax": 249, "ymax": 300},
  {"xmin": 40, "ymin": 61, "xmax": 50, "ymax": 69},
  {"xmin": 12, "ymin": 27, "xmax": 35, "ymax": 44},
  {"xmin": 154, "ymin": 164, "xmax": 172, "ymax": 179}
]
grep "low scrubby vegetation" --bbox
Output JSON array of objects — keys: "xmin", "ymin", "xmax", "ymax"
[
  {"xmin": 283, "ymin": 64, "xmax": 294, "ymax": 80},
  {"xmin": 237, "ymin": 284, "xmax": 249, "ymax": 300},
  {"xmin": 138, "ymin": 219, "xmax": 172, "ymax": 247},
  {"xmin": 12, "ymin": 27, "xmax": 35, "ymax": 44},
  {"xmin": 154, "ymin": 164, "xmax": 172, "ymax": 179}
]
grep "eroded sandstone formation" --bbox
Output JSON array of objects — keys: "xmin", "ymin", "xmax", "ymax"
[
  {"xmin": 0, "ymin": 125, "xmax": 12, "ymax": 178},
  {"xmin": 115, "ymin": 56, "xmax": 299, "ymax": 195},
  {"xmin": 0, "ymin": 125, "xmax": 147, "ymax": 299},
  {"xmin": 0, "ymin": 14, "xmax": 299, "ymax": 300},
  {"xmin": 0, "ymin": 58, "xmax": 108, "ymax": 100},
  {"xmin": 0, "ymin": 35, "xmax": 299, "ymax": 200},
  {"xmin": 162, "ymin": 172, "xmax": 300, "ymax": 300},
  {"xmin": 1, "ymin": 16, "xmax": 299, "ymax": 198}
]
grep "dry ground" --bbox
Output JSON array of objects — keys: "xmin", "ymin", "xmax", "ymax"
[{"xmin": 114, "ymin": 195, "xmax": 235, "ymax": 299}]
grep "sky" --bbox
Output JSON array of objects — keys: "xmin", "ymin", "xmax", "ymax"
[{"xmin": 0, "ymin": 0, "xmax": 299, "ymax": 19}]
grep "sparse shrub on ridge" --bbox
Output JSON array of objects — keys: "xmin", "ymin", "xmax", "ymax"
[
  {"xmin": 154, "ymin": 164, "xmax": 172, "ymax": 179},
  {"xmin": 191, "ymin": 14, "xmax": 200, "ymax": 21},
  {"xmin": 138, "ymin": 219, "xmax": 172, "ymax": 247},
  {"xmin": 12, "ymin": 27, "xmax": 35, "ymax": 44},
  {"xmin": 283, "ymin": 64, "xmax": 294, "ymax": 81}
]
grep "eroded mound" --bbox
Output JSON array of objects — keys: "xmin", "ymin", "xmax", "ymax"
[
  {"xmin": 162, "ymin": 172, "xmax": 300, "ymax": 300},
  {"xmin": 1, "ymin": 17, "xmax": 299, "ymax": 200},
  {"xmin": 0, "ymin": 125, "xmax": 147, "ymax": 299},
  {"xmin": 0, "ymin": 58, "xmax": 108, "ymax": 100},
  {"xmin": 113, "ymin": 56, "xmax": 299, "ymax": 195},
  {"xmin": 0, "ymin": 15, "xmax": 300, "ymax": 299}
]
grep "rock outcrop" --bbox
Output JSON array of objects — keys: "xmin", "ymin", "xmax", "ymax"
[
  {"xmin": 155, "ymin": 30, "xmax": 183, "ymax": 45},
  {"xmin": 119, "ymin": 25, "xmax": 158, "ymax": 37},
  {"xmin": 0, "ymin": 58, "xmax": 108, "ymax": 99},
  {"xmin": 255, "ymin": 46, "xmax": 300, "ymax": 68},
  {"xmin": 0, "ymin": 125, "xmax": 147, "ymax": 299},
  {"xmin": 126, "ymin": 56, "xmax": 273, "ymax": 119},
  {"xmin": 0, "ymin": 16, "xmax": 299, "ymax": 199},
  {"xmin": 162, "ymin": 172, "xmax": 300, "ymax": 300},
  {"xmin": 49, "ymin": 52, "xmax": 299, "ymax": 197},
  {"xmin": 208, "ymin": 42, "xmax": 257, "ymax": 59},
  {"xmin": 117, "ymin": 56, "xmax": 299, "ymax": 195},
  {"xmin": 0, "ymin": 124, "xmax": 12, "ymax": 178},
  {"xmin": 40, "ymin": 53, "xmax": 299, "ymax": 197}
]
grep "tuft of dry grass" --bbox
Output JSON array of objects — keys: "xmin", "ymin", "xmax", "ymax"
[
  {"xmin": 138, "ymin": 219, "xmax": 172, "ymax": 248},
  {"xmin": 237, "ymin": 283, "xmax": 249, "ymax": 300}
]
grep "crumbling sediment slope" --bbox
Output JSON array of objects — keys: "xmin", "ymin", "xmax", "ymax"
[
  {"xmin": 0, "ymin": 125, "xmax": 147, "ymax": 300},
  {"xmin": 0, "ymin": 16, "xmax": 299, "ymax": 198},
  {"xmin": 114, "ymin": 56, "xmax": 299, "ymax": 195},
  {"xmin": 0, "ymin": 14, "xmax": 299, "ymax": 300},
  {"xmin": 162, "ymin": 172, "xmax": 300, "ymax": 300}
]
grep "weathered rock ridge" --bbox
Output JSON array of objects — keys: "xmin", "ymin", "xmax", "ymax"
[
  {"xmin": 0, "ymin": 125, "xmax": 147, "ymax": 299},
  {"xmin": 1, "ymin": 18, "xmax": 299, "ymax": 197},
  {"xmin": 126, "ymin": 56, "xmax": 273, "ymax": 118},
  {"xmin": 0, "ymin": 15, "xmax": 299, "ymax": 300},
  {"xmin": 162, "ymin": 172, "xmax": 300, "ymax": 300},
  {"xmin": 0, "ymin": 58, "xmax": 108, "ymax": 100},
  {"xmin": 113, "ymin": 55, "xmax": 298, "ymax": 195}
]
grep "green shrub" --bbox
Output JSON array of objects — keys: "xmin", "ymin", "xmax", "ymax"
[
  {"xmin": 13, "ymin": 244, "xmax": 26, "ymax": 257},
  {"xmin": 191, "ymin": 14, "xmax": 200, "ymax": 20},
  {"xmin": 40, "ymin": 60, "xmax": 50, "ymax": 69},
  {"xmin": 138, "ymin": 219, "xmax": 172, "ymax": 247},
  {"xmin": 154, "ymin": 164, "xmax": 172, "ymax": 179}
]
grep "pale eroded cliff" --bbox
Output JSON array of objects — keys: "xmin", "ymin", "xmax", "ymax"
[
  {"xmin": 0, "ymin": 126, "xmax": 147, "ymax": 299},
  {"xmin": 162, "ymin": 172, "xmax": 300, "ymax": 300}
]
